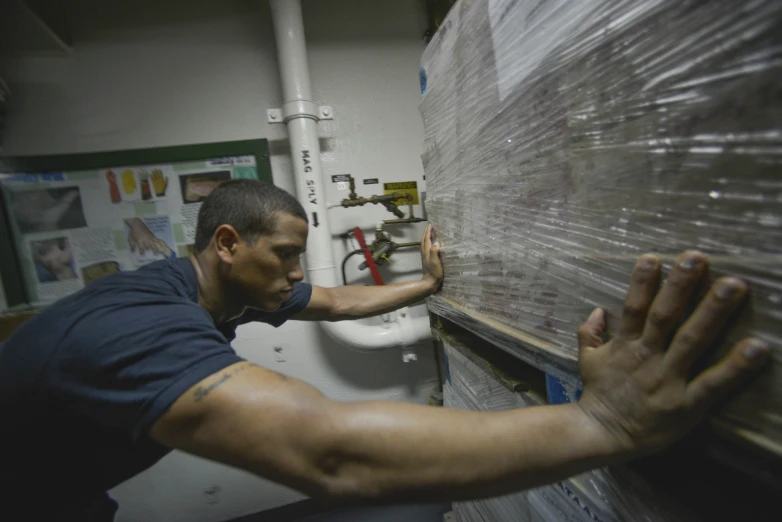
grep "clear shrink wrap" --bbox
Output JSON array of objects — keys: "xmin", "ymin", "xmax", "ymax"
[
  {"xmin": 422, "ymin": 0, "xmax": 782, "ymax": 455},
  {"xmin": 443, "ymin": 342, "xmax": 690, "ymax": 522}
]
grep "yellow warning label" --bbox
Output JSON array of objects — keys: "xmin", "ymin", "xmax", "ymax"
[{"xmin": 383, "ymin": 181, "xmax": 419, "ymax": 205}]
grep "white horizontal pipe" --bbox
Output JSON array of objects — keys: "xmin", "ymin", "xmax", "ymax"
[{"xmin": 270, "ymin": 0, "xmax": 431, "ymax": 351}]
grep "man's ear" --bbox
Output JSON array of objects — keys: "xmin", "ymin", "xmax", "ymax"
[{"xmin": 214, "ymin": 225, "xmax": 241, "ymax": 264}]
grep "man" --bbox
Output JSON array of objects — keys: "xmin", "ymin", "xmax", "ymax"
[{"xmin": 0, "ymin": 179, "xmax": 769, "ymax": 520}]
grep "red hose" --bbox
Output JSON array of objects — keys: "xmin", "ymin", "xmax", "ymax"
[{"xmin": 354, "ymin": 226, "xmax": 384, "ymax": 286}]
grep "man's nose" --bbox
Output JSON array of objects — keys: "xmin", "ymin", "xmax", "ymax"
[{"xmin": 289, "ymin": 261, "xmax": 304, "ymax": 282}]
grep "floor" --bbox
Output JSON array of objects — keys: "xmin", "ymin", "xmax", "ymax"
[
  {"xmin": 230, "ymin": 501, "xmax": 451, "ymax": 522},
  {"xmin": 296, "ymin": 504, "xmax": 451, "ymax": 522}
]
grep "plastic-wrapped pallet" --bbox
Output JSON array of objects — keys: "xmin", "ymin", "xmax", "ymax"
[
  {"xmin": 0, "ymin": 274, "xmax": 6, "ymax": 313},
  {"xmin": 422, "ymin": 0, "xmax": 782, "ymax": 456},
  {"xmin": 443, "ymin": 342, "xmax": 690, "ymax": 522}
]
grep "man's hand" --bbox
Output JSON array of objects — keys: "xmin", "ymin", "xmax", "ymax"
[
  {"xmin": 576, "ymin": 251, "xmax": 770, "ymax": 457},
  {"xmin": 420, "ymin": 224, "xmax": 443, "ymax": 293},
  {"xmin": 294, "ymin": 224, "xmax": 444, "ymax": 321}
]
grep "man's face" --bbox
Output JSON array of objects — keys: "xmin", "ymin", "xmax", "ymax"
[{"xmin": 228, "ymin": 212, "xmax": 308, "ymax": 311}]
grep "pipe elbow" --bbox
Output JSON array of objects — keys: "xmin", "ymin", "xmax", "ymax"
[
  {"xmin": 320, "ymin": 320, "xmax": 400, "ymax": 351},
  {"xmin": 320, "ymin": 314, "xmax": 432, "ymax": 352}
]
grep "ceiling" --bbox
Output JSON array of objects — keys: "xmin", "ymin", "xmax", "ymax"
[{"xmin": 0, "ymin": 0, "xmax": 72, "ymax": 57}]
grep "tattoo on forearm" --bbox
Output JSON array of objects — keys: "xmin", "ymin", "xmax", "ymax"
[{"xmin": 193, "ymin": 362, "xmax": 256, "ymax": 402}]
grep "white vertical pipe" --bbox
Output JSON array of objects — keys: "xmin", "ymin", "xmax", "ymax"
[
  {"xmin": 270, "ymin": 0, "xmax": 336, "ymax": 283},
  {"xmin": 286, "ymin": 117, "xmax": 338, "ymax": 281},
  {"xmin": 271, "ymin": 0, "xmax": 313, "ymax": 102},
  {"xmin": 270, "ymin": 0, "xmax": 432, "ymax": 351}
]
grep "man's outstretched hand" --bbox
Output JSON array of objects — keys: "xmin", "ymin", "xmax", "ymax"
[
  {"xmin": 576, "ymin": 251, "xmax": 770, "ymax": 457},
  {"xmin": 420, "ymin": 224, "xmax": 444, "ymax": 293}
]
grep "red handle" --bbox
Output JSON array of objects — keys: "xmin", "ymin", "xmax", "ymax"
[{"xmin": 354, "ymin": 226, "xmax": 384, "ymax": 286}]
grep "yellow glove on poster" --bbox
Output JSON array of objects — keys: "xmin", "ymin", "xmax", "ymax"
[
  {"xmin": 120, "ymin": 169, "xmax": 136, "ymax": 195},
  {"xmin": 150, "ymin": 169, "xmax": 168, "ymax": 197}
]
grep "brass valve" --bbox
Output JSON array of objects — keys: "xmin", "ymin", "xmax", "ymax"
[{"xmin": 332, "ymin": 175, "xmax": 420, "ymax": 222}]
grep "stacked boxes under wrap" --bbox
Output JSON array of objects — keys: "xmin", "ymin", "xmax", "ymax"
[
  {"xmin": 443, "ymin": 343, "xmax": 689, "ymax": 522},
  {"xmin": 421, "ymin": 0, "xmax": 782, "ymax": 455}
]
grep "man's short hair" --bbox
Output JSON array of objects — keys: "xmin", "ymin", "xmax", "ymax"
[{"xmin": 194, "ymin": 179, "xmax": 307, "ymax": 252}]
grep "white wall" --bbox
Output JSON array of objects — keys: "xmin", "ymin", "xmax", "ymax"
[{"xmin": 0, "ymin": 1, "xmax": 437, "ymax": 520}]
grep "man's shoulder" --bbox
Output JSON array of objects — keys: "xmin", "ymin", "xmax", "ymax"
[
  {"xmin": 65, "ymin": 257, "xmax": 195, "ymax": 308},
  {"xmin": 90, "ymin": 257, "xmax": 197, "ymax": 298},
  {"xmin": 70, "ymin": 260, "xmax": 209, "ymax": 334},
  {"xmin": 3, "ymin": 257, "xmax": 205, "ymax": 352}
]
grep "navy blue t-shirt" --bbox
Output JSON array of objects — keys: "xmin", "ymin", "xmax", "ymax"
[{"xmin": 0, "ymin": 257, "xmax": 312, "ymax": 510}]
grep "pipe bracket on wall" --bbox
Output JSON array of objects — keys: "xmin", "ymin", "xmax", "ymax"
[{"xmin": 267, "ymin": 104, "xmax": 334, "ymax": 124}]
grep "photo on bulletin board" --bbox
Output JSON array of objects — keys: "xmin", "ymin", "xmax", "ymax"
[
  {"xmin": 9, "ymin": 186, "xmax": 88, "ymax": 234},
  {"xmin": 179, "ymin": 170, "xmax": 232, "ymax": 204},
  {"xmin": 30, "ymin": 236, "xmax": 77, "ymax": 283},
  {"xmin": 0, "ymin": 140, "xmax": 272, "ymax": 309}
]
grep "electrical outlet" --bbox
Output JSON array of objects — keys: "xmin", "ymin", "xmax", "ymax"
[{"xmin": 274, "ymin": 345, "xmax": 286, "ymax": 363}]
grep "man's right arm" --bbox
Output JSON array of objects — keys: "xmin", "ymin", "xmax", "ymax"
[
  {"xmin": 151, "ymin": 360, "xmax": 624, "ymax": 503},
  {"xmin": 150, "ymin": 251, "xmax": 770, "ymax": 503}
]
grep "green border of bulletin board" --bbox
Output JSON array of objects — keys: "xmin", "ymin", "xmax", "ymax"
[{"xmin": 0, "ymin": 139, "xmax": 271, "ymax": 310}]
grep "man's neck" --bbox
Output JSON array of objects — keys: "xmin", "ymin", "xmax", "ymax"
[{"xmin": 189, "ymin": 253, "xmax": 245, "ymax": 324}]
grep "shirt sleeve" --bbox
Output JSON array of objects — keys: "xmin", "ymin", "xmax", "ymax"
[
  {"xmin": 48, "ymin": 299, "xmax": 244, "ymax": 441},
  {"xmin": 238, "ymin": 282, "xmax": 313, "ymax": 327}
]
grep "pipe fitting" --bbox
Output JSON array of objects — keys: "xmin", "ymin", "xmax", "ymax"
[
  {"xmin": 282, "ymin": 100, "xmax": 320, "ymax": 122},
  {"xmin": 395, "ymin": 308, "xmax": 430, "ymax": 347}
]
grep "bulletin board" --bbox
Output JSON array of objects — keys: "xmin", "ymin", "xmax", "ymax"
[{"xmin": 0, "ymin": 139, "xmax": 272, "ymax": 310}]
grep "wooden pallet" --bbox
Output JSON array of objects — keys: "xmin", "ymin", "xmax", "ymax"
[{"xmin": 429, "ymin": 295, "xmax": 782, "ymax": 479}]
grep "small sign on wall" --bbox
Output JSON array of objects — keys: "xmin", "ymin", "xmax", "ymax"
[{"xmin": 383, "ymin": 181, "xmax": 419, "ymax": 204}]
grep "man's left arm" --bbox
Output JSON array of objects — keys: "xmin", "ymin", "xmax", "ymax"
[{"xmin": 294, "ymin": 225, "xmax": 443, "ymax": 322}]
